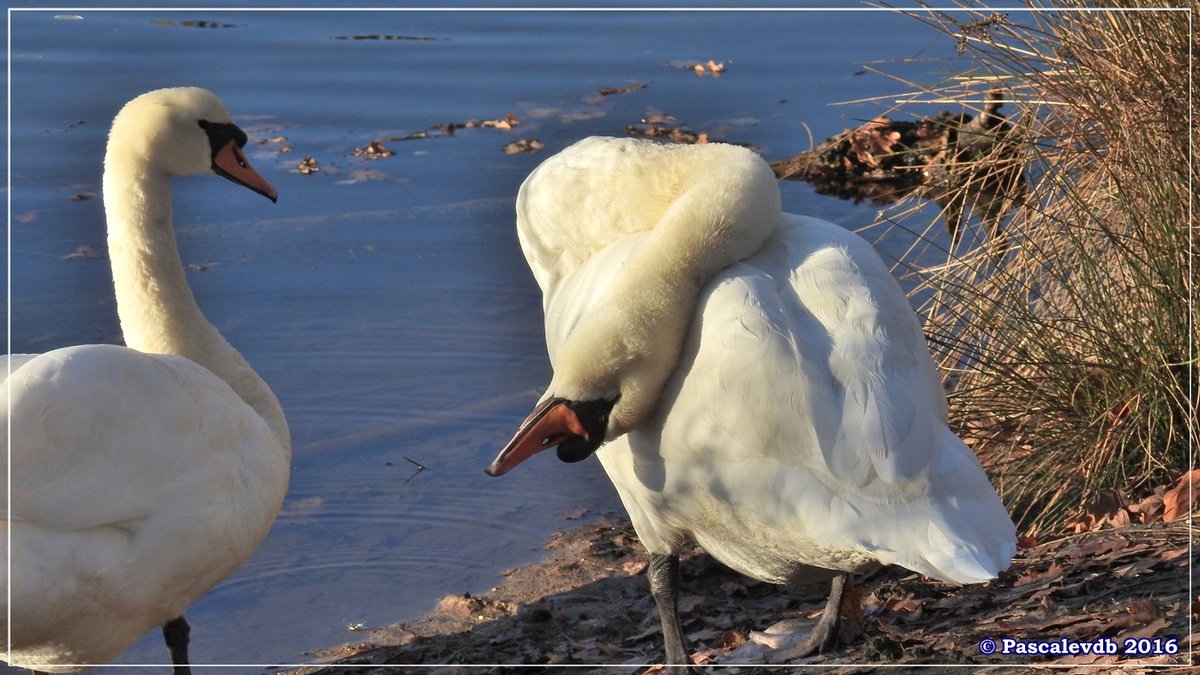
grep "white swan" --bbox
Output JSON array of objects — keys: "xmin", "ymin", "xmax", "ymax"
[
  {"xmin": 486, "ymin": 136, "xmax": 1016, "ymax": 665},
  {"xmin": 2, "ymin": 87, "xmax": 289, "ymax": 673}
]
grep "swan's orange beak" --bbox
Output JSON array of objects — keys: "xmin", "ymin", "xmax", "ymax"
[
  {"xmin": 485, "ymin": 398, "xmax": 588, "ymax": 477},
  {"xmin": 213, "ymin": 141, "xmax": 278, "ymax": 203}
]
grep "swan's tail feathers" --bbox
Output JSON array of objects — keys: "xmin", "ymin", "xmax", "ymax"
[
  {"xmin": 878, "ymin": 431, "xmax": 1017, "ymax": 586},
  {"xmin": 915, "ymin": 431, "xmax": 1018, "ymax": 585},
  {"xmin": 921, "ymin": 511, "xmax": 1018, "ymax": 585}
]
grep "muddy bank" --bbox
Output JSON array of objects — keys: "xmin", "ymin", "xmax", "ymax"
[{"xmin": 280, "ymin": 516, "xmax": 1193, "ymax": 674}]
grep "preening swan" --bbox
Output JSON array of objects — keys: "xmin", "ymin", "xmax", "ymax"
[
  {"xmin": 486, "ymin": 136, "xmax": 1016, "ymax": 665},
  {"xmin": 2, "ymin": 87, "xmax": 288, "ymax": 673}
]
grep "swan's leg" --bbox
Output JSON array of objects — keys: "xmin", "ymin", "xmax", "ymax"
[
  {"xmin": 755, "ymin": 572, "xmax": 848, "ymax": 663},
  {"xmin": 648, "ymin": 553, "xmax": 691, "ymax": 668},
  {"xmin": 162, "ymin": 616, "xmax": 192, "ymax": 675}
]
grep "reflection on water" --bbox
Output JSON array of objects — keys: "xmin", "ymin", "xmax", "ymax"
[{"xmin": 8, "ymin": 7, "xmax": 966, "ymax": 669}]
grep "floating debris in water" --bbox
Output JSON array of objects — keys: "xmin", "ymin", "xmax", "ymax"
[
  {"xmin": 336, "ymin": 169, "xmax": 390, "ymax": 185},
  {"xmin": 502, "ymin": 139, "xmax": 544, "ymax": 154},
  {"xmin": 150, "ymin": 20, "xmax": 237, "ymax": 29},
  {"xmin": 433, "ymin": 112, "xmax": 520, "ymax": 135},
  {"xmin": 261, "ymin": 136, "xmax": 292, "ymax": 153},
  {"xmin": 352, "ymin": 140, "xmax": 394, "ymax": 160},
  {"xmin": 472, "ymin": 112, "xmax": 520, "ymax": 130},
  {"xmin": 69, "ymin": 193, "xmax": 93, "ymax": 201},
  {"xmin": 297, "ymin": 156, "xmax": 320, "ymax": 175},
  {"xmin": 61, "ymin": 244, "xmax": 103, "ymax": 261},
  {"xmin": 597, "ymin": 83, "xmax": 648, "ymax": 96},
  {"xmin": 389, "ymin": 130, "xmax": 431, "ymax": 142},
  {"xmin": 625, "ymin": 113, "xmax": 709, "ymax": 145},
  {"xmin": 666, "ymin": 59, "xmax": 727, "ymax": 77},
  {"xmin": 335, "ymin": 34, "xmax": 438, "ymax": 41}
]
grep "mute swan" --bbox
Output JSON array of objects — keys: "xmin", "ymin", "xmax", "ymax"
[
  {"xmin": 486, "ymin": 137, "xmax": 1016, "ymax": 666},
  {"xmin": 3, "ymin": 87, "xmax": 288, "ymax": 673}
]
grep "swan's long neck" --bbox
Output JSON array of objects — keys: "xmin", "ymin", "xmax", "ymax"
[
  {"xmin": 103, "ymin": 154, "xmax": 289, "ymax": 444},
  {"xmin": 550, "ymin": 144, "xmax": 782, "ymax": 436}
]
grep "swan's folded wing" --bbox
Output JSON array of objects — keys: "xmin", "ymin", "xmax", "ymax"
[
  {"xmin": 654, "ymin": 216, "xmax": 1014, "ymax": 582},
  {"xmin": 2, "ymin": 344, "xmax": 276, "ymax": 532}
]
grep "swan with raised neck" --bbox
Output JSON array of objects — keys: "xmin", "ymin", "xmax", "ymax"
[
  {"xmin": 3, "ymin": 86, "xmax": 285, "ymax": 672},
  {"xmin": 103, "ymin": 86, "xmax": 285, "ymax": 441},
  {"xmin": 488, "ymin": 138, "xmax": 781, "ymax": 473}
]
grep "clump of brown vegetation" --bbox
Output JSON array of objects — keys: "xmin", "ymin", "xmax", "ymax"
[
  {"xmin": 770, "ymin": 89, "xmax": 1026, "ymax": 251},
  {"xmin": 872, "ymin": 3, "xmax": 1194, "ymax": 536}
]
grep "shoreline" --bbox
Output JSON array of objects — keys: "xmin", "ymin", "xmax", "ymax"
[{"xmin": 282, "ymin": 517, "xmax": 1193, "ymax": 673}]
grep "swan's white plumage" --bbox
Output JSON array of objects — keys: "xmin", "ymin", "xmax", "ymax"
[
  {"xmin": 2, "ymin": 87, "xmax": 288, "ymax": 672},
  {"xmin": 515, "ymin": 136, "xmax": 1015, "ymax": 589}
]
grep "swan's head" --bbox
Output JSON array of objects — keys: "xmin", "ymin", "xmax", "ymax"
[
  {"xmin": 486, "ymin": 300, "xmax": 668, "ymax": 477},
  {"xmin": 107, "ymin": 87, "xmax": 277, "ymax": 202},
  {"xmin": 484, "ymin": 395, "xmax": 618, "ymax": 477}
]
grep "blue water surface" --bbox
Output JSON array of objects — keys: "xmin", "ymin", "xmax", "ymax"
[{"xmin": 7, "ymin": 6, "xmax": 971, "ymax": 670}]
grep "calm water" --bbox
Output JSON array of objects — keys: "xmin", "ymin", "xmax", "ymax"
[{"xmin": 7, "ymin": 6, "xmax": 968, "ymax": 670}]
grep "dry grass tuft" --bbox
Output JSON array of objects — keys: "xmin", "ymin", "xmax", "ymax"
[{"xmin": 865, "ymin": 3, "xmax": 1194, "ymax": 535}]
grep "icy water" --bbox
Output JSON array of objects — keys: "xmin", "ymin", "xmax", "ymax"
[{"xmin": 7, "ymin": 5, "xmax": 969, "ymax": 671}]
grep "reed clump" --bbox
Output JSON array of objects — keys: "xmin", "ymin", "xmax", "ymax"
[{"xmin": 877, "ymin": 3, "xmax": 1193, "ymax": 535}]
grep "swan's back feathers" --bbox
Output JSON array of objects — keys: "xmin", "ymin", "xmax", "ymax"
[
  {"xmin": 581, "ymin": 215, "xmax": 1015, "ymax": 585},
  {"xmin": 518, "ymin": 136, "xmax": 779, "ymax": 296},
  {"xmin": 523, "ymin": 136, "xmax": 1014, "ymax": 589}
]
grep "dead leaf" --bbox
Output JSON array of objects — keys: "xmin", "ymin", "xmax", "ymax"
[
  {"xmin": 621, "ymin": 560, "xmax": 648, "ymax": 576},
  {"xmin": 1125, "ymin": 598, "xmax": 1159, "ymax": 621},
  {"xmin": 1059, "ymin": 534, "xmax": 1129, "ymax": 561},
  {"xmin": 1162, "ymin": 470, "xmax": 1198, "ymax": 522},
  {"xmin": 1127, "ymin": 490, "xmax": 1165, "ymax": 525},
  {"xmin": 1014, "ymin": 560, "xmax": 1066, "ymax": 588},
  {"xmin": 297, "ymin": 156, "xmax": 320, "ymax": 174},
  {"xmin": 1115, "ymin": 617, "xmax": 1171, "ymax": 643},
  {"xmin": 838, "ymin": 579, "xmax": 865, "ymax": 643},
  {"xmin": 888, "ymin": 596, "xmax": 925, "ymax": 614}
]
